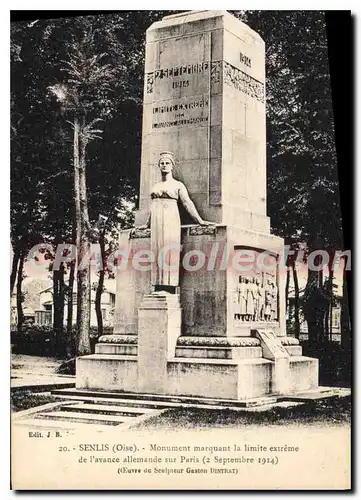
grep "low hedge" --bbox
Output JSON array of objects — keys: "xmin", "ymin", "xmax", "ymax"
[{"xmin": 11, "ymin": 325, "xmax": 113, "ymax": 356}]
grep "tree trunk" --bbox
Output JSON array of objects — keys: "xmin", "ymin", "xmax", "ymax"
[
  {"xmin": 307, "ymin": 256, "xmax": 320, "ymax": 290},
  {"xmin": 53, "ymin": 268, "xmax": 59, "ymax": 354},
  {"xmin": 341, "ymin": 257, "xmax": 351, "ymax": 352},
  {"xmin": 304, "ymin": 243, "xmax": 324, "ymax": 346},
  {"xmin": 53, "ymin": 263, "xmax": 66, "ymax": 358},
  {"xmin": 324, "ymin": 262, "xmax": 330, "ymax": 340},
  {"xmin": 292, "ymin": 261, "xmax": 300, "ymax": 339},
  {"xmin": 66, "ymin": 258, "xmax": 76, "ymax": 358},
  {"xmin": 16, "ymin": 250, "xmax": 25, "ymax": 333},
  {"xmin": 75, "ymin": 114, "xmax": 91, "ymax": 355},
  {"xmin": 318, "ymin": 266, "xmax": 324, "ymax": 288},
  {"xmin": 95, "ymin": 232, "xmax": 106, "ymax": 337},
  {"xmin": 303, "ymin": 273, "xmax": 328, "ymax": 351},
  {"xmin": 77, "ymin": 257, "xmax": 90, "ymax": 355},
  {"xmin": 285, "ymin": 266, "xmax": 290, "ymax": 313},
  {"xmin": 10, "ymin": 241, "xmax": 21, "ymax": 298},
  {"xmin": 285, "ymin": 266, "xmax": 291, "ymax": 332},
  {"xmin": 324, "ymin": 300, "xmax": 330, "ymax": 339},
  {"xmin": 326, "ymin": 259, "xmax": 334, "ymax": 342}
]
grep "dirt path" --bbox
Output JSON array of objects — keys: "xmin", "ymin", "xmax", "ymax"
[{"xmin": 11, "ymin": 354, "xmax": 74, "ymax": 389}]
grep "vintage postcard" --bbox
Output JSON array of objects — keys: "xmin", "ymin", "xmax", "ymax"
[{"xmin": 10, "ymin": 9, "xmax": 352, "ymax": 490}]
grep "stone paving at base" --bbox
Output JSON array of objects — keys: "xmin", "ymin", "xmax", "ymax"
[
  {"xmin": 12, "ymin": 385, "xmax": 351, "ymax": 434},
  {"xmin": 11, "ymin": 354, "xmax": 75, "ymax": 390}
]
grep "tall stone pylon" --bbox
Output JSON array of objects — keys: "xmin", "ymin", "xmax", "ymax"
[
  {"xmin": 127, "ymin": 10, "xmax": 285, "ymax": 339},
  {"xmin": 136, "ymin": 10, "xmax": 269, "ymax": 234}
]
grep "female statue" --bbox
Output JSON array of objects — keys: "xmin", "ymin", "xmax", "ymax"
[{"xmin": 137, "ymin": 151, "xmax": 212, "ymax": 291}]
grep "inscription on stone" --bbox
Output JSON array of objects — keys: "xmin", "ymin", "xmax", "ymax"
[
  {"xmin": 146, "ymin": 60, "xmax": 212, "ymax": 130},
  {"xmin": 172, "ymin": 80, "xmax": 189, "ymax": 89},
  {"xmin": 255, "ymin": 329, "xmax": 289, "ymax": 360},
  {"xmin": 147, "ymin": 58, "xmax": 264, "ymax": 132},
  {"xmin": 152, "ymin": 98, "xmax": 209, "ymax": 129},
  {"xmin": 240, "ymin": 52, "xmax": 252, "ymax": 67},
  {"xmin": 152, "ymin": 99, "xmax": 209, "ymax": 115},
  {"xmin": 146, "ymin": 61, "xmax": 211, "ymax": 94}
]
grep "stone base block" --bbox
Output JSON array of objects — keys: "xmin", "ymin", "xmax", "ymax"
[
  {"xmin": 94, "ymin": 342, "xmax": 301, "ymax": 358},
  {"xmin": 288, "ymin": 356, "xmax": 319, "ymax": 393},
  {"xmin": 167, "ymin": 358, "xmax": 272, "ymax": 399},
  {"xmin": 76, "ymin": 354, "xmax": 318, "ymax": 400},
  {"xmin": 175, "ymin": 346, "xmax": 263, "ymax": 359},
  {"xmin": 76, "ymin": 355, "xmax": 138, "ymax": 392},
  {"xmin": 96, "ymin": 343, "xmax": 137, "ymax": 356}
]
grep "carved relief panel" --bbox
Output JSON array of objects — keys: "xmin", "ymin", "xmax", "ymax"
[{"xmin": 233, "ymin": 249, "xmax": 279, "ymax": 325}]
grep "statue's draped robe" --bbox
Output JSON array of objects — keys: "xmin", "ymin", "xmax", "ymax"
[{"xmin": 150, "ymin": 179, "xmax": 183, "ymax": 287}]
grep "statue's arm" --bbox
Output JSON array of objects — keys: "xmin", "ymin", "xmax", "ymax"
[{"xmin": 178, "ymin": 183, "xmax": 212, "ymax": 226}]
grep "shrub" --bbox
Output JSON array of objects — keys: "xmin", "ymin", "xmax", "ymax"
[{"xmin": 11, "ymin": 325, "xmax": 114, "ymax": 356}]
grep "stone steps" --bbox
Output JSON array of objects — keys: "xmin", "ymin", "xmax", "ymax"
[
  {"xmin": 62, "ymin": 402, "xmax": 156, "ymax": 415},
  {"xmin": 278, "ymin": 387, "xmax": 351, "ymax": 403},
  {"xmin": 38, "ymin": 410, "xmax": 134, "ymax": 425},
  {"xmin": 52, "ymin": 387, "xmax": 279, "ymax": 408},
  {"xmin": 12, "ymin": 397, "xmax": 166, "ymax": 433},
  {"xmin": 52, "ymin": 386, "xmax": 351, "ymax": 410},
  {"xmin": 50, "ymin": 393, "xmax": 173, "ymax": 409},
  {"xmin": 52, "ymin": 393, "xmax": 278, "ymax": 411}
]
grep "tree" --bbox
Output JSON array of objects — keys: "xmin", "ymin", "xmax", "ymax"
[
  {"xmin": 48, "ymin": 29, "xmax": 117, "ymax": 355},
  {"xmin": 92, "ymin": 197, "xmax": 135, "ymax": 337},
  {"xmin": 341, "ymin": 257, "xmax": 351, "ymax": 352},
  {"xmin": 11, "ymin": 13, "xmax": 159, "ymax": 350},
  {"xmin": 11, "ymin": 19, "xmax": 74, "ymax": 344},
  {"xmin": 46, "ymin": 13, "xmax": 168, "ymax": 353}
]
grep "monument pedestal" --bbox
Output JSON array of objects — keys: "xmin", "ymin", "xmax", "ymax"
[
  {"xmin": 76, "ymin": 351, "xmax": 318, "ymax": 400},
  {"xmin": 76, "ymin": 224, "xmax": 318, "ymax": 399},
  {"xmin": 111, "ymin": 224, "xmax": 286, "ymax": 337}
]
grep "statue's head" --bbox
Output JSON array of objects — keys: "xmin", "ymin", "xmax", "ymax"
[{"xmin": 158, "ymin": 151, "xmax": 175, "ymax": 174}]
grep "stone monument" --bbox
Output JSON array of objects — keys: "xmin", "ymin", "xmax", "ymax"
[{"xmin": 76, "ymin": 10, "xmax": 318, "ymax": 400}]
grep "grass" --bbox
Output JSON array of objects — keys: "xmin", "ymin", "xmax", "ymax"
[
  {"xmin": 135, "ymin": 397, "xmax": 351, "ymax": 430},
  {"xmin": 11, "ymin": 391, "xmax": 60, "ymax": 413}
]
